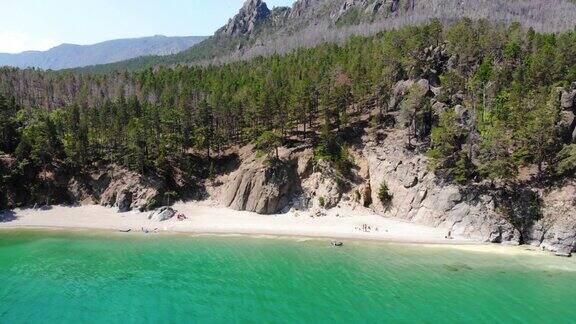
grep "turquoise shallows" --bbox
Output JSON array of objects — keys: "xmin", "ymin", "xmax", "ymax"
[{"xmin": 1, "ymin": 231, "xmax": 575, "ymax": 323}]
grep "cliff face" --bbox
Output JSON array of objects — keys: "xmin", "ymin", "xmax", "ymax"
[
  {"xmin": 197, "ymin": 68, "xmax": 576, "ymax": 254},
  {"xmin": 217, "ymin": 146, "xmax": 300, "ymax": 214},
  {"xmin": 221, "ymin": 0, "xmax": 272, "ymax": 36},
  {"xmin": 202, "ymin": 133, "xmax": 575, "ymax": 255},
  {"xmin": 361, "ymin": 128, "xmax": 576, "ymax": 255},
  {"xmin": 1, "ymin": 161, "xmax": 167, "ymax": 213},
  {"xmin": 201, "ymin": 0, "xmax": 576, "ymax": 62},
  {"xmin": 67, "ymin": 165, "xmax": 166, "ymax": 212},
  {"xmin": 362, "ymin": 130, "xmax": 517, "ymax": 244}
]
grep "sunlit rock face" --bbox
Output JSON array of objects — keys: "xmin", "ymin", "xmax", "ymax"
[{"xmin": 223, "ymin": 0, "xmax": 272, "ymax": 36}]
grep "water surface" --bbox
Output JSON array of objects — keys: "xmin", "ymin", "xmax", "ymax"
[{"xmin": 0, "ymin": 230, "xmax": 575, "ymax": 323}]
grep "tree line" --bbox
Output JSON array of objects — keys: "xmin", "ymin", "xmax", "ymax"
[{"xmin": 1, "ymin": 19, "xmax": 576, "ymax": 208}]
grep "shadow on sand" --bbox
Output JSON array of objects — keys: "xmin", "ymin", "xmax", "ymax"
[{"xmin": 0, "ymin": 210, "xmax": 17, "ymax": 223}]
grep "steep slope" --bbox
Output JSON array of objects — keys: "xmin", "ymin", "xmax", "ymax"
[
  {"xmin": 78, "ymin": 0, "xmax": 576, "ymax": 72},
  {"xmin": 0, "ymin": 35, "xmax": 207, "ymax": 70},
  {"xmin": 182, "ymin": 0, "xmax": 576, "ymax": 63}
]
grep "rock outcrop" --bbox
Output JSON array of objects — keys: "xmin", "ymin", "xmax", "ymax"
[
  {"xmin": 561, "ymin": 87, "xmax": 576, "ymax": 110},
  {"xmin": 67, "ymin": 165, "xmax": 165, "ymax": 212},
  {"xmin": 560, "ymin": 84, "xmax": 576, "ymax": 142},
  {"xmin": 360, "ymin": 127, "xmax": 576, "ymax": 253},
  {"xmin": 210, "ymin": 145, "xmax": 366, "ymax": 216},
  {"xmin": 289, "ymin": 0, "xmax": 321, "ymax": 19},
  {"xmin": 363, "ymin": 129, "xmax": 519, "ymax": 244},
  {"xmin": 388, "ymin": 80, "xmax": 415, "ymax": 111},
  {"xmin": 223, "ymin": 0, "xmax": 271, "ymax": 36},
  {"xmin": 217, "ymin": 146, "xmax": 300, "ymax": 214},
  {"xmin": 149, "ymin": 206, "xmax": 177, "ymax": 222},
  {"xmin": 529, "ymin": 182, "xmax": 576, "ymax": 254},
  {"xmin": 299, "ymin": 160, "xmax": 345, "ymax": 209},
  {"xmin": 337, "ymin": 0, "xmax": 402, "ymax": 20}
]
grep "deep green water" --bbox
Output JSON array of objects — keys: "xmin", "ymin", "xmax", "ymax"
[{"xmin": 1, "ymin": 231, "xmax": 575, "ymax": 323}]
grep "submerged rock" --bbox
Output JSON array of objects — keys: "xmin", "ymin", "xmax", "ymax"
[{"xmin": 331, "ymin": 241, "xmax": 344, "ymax": 247}]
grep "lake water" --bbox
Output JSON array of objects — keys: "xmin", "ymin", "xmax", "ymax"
[{"xmin": 0, "ymin": 230, "xmax": 575, "ymax": 323}]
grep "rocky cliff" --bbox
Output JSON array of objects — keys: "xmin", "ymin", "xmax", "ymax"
[
  {"xmin": 361, "ymin": 127, "xmax": 576, "ymax": 255},
  {"xmin": 202, "ymin": 130, "xmax": 575, "ymax": 255},
  {"xmin": 1, "ymin": 161, "xmax": 166, "ymax": 212},
  {"xmin": 216, "ymin": 146, "xmax": 300, "ymax": 214},
  {"xmin": 221, "ymin": 0, "xmax": 272, "ymax": 36},
  {"xmin": 560, "ymin": 84, "xmax": 576, "ymax": 142},
  {"xmin": 67, "ymin": 165, "xmax": 166, "ymax": 212},
  {"xmin": 198, "ymin": 64, "xmax": 576, "ymax": 255}
]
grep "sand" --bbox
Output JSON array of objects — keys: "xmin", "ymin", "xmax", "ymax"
[{"xmin": 0, "ymin": 200, "xmax": 475, "ymax": 245}]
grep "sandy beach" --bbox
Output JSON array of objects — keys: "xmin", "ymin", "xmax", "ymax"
[{"xmin": 0, "ymin": 200, "xmax": 475, "ymax": 245}]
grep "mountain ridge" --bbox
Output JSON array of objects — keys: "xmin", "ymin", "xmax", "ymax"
[
  {"xmin": 75, "ymin": 0, "xmax": 576, "ymax": 73},
  {"xmin": 0, "ymin": 35, "xmax": 207, "ymax": 70}
]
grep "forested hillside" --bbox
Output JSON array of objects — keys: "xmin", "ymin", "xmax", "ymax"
[
  {"xmin": 1, "ymin": 19, "xmax": 576, "ymax": 210},
  {"xmin": 74, "ymin": 0, "xmax": 576, "ymax": 73}
]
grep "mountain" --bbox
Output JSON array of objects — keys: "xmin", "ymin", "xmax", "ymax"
[
  {"xmin": 78, "ymin": 0, "xmax": 576, "ymax": 72},
  {"xmin": 0, "ymin": 35, "xmax": 207, "ymax": 70}
]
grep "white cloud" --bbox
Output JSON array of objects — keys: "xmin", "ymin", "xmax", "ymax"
[{"xmin": 0, "ymin": 31, "xmax": 58, "ymax": 54}]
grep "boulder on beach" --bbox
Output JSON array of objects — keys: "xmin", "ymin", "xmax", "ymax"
[{"xmin": 149, "ymin": 207, "xmax": 176, "ymax": 222}]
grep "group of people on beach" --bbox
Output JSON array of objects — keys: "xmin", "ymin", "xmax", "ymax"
[
  {"xmin": 356, "ymin": 224, "xmax": 379, "ymax": 233},
  {"xmin": 141, "ymin": 227, "xmax": 159, "ymax": 234},
  {"xmin": 140, "ymin": 211, "xmax": 188, "ymax": 233}
]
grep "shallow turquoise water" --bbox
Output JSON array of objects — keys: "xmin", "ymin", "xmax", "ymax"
[{"xmin": 0, "ymin": 231, "xmax": 575, "ymax": 323}]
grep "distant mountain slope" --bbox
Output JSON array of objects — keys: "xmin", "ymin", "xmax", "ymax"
[
  {"xmin": 0, "ymin": 35, "xmax": 207, "ymax": 70},
  {"xmin": 77, "ymin": 0, "xmax": 576, "ymax": 73}
]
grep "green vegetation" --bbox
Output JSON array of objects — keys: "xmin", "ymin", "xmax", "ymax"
[
  {"xmin": 557, "ymin": 144, "xmax": 576, "ymax": 175},
  {"xmin": 254, "ymin": 130, "xmax": 282, "ymax": 159},
  {"xmin": 378, "ymin": 181, "xmax": 393, "ymax": 206},
  {"xmin": 336, "ymin": 8, "xmax": 362, "ymax": 27},
  {"xmin": 428, "ymin": 110, "xmax": 475, "ymax": 184},
  {"xmin": 164, "ymin": 191, "xmax": 178, "ymax": 206},
  {"xmin": 400, "ymin": 83, "xmax": 431, "ymax": 146},
  {"xmin": 1, "ymin": 19, "xmax": 576, "ymax": 208}
]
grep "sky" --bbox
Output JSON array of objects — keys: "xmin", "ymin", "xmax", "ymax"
[{"xmin": 0, "ymin": 0, "xmax": 295, "ymax": 53}]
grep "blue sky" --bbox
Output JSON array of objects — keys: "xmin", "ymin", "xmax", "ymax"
[{"xmin": 0, "ymin": 0, "xmax": 295, "ymax": 53}]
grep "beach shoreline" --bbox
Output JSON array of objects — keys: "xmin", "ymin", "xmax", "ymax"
[
  {"xmin": 0, "ymin": 200, "xmax": 463, "ymax": 241},
  {"xmin": 0, "ymin": 224, "xmax": 481, "ymax": 246},
  {"xmin": 0, "ymin": 201, "xmax": 548, "ymax": 256}
]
